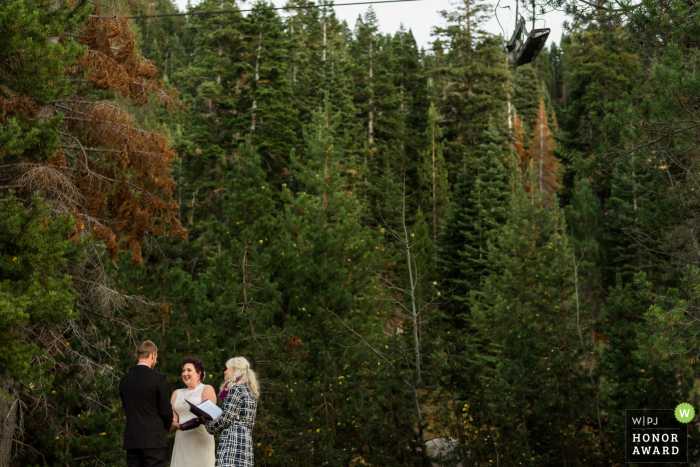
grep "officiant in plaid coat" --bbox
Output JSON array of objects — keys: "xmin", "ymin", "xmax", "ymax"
[{"xmin": 205, "ymin": 357, "xmax": 259, "ymax": 467}]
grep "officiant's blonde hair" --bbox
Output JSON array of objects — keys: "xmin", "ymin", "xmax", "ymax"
[{"xmin": 221, "ymin": 356, "xmax": 259, "ymax": 398}]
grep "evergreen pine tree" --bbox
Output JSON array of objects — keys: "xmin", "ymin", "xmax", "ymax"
[
  {"xmin": 391, "ymin": 26, "xmax": 429, "ymax": 160},
  {"xmin": 565, "ymin": 177, "xmax": 604, "ymax": 328},
  {"xmin": 391, "ymin": 26, "xmax": 429, "ymax": 205},
  {"xmin": 437, "ymin": 124, "xmax": 513, "ymax": 303},
  {"xmin": 164, "ymin": 32, "xmax": 188, "ymax": 84},
  {"xmin": 0, "ymin": 195, "xmax": 81, "ymax": 388},
  {"xmin": 131, "ymin": 0, "xmax": 189, "ymax": 84},
  {"xmin": 285, "ymin": 0, "xmax": 325, "ymax": 122},
  {"xmin": 285, "ymin": 1, "xmax": 359, "ymax": 147},
  {"xmin": 431, "ymin": 124, "xmax": 515, "ymax": 463},
  {"xmin": 430, "ymin": 9, "xmax": 511, "ymax": 177},
  {"xmin": 276, "ymin": 94, "xmax": 419, "ymax": 464},
  {"xmin": 533, "ymin": 48, "xmax": 556, "ymax": 102},
  {"xmin": 350, "ymin": 8, "xmax": 404, "ymax": 212},
  {"xmin": 175, "ymin": 0, "xmax": 249, "ymax": 235},
  {"xmin": 556, "ymin": 27, "xmax": 640, "ymax": 208},
  {"xmin": 598, "ymin": 276, "xmax": 698, "ymax": 460},
  {"xmin": 512, "ymin": 64, "xmax": 542, "ymax": 138},
  {"xmin": 193, "ymin": 136, "xmax": 281, "ymax": 371},
  {"xmin": 561, "ymin": 29, "xmax": 640, "ymax": 154},
  {"xmin": 472, "ymin": 174, "xmax": 604, "ymax": 465},
  {"xmin": 244, "ymin": 1, "xmax": 298, "ymax": 170},
  {"xmin": 603, "ymin": 155, "xmax": 672, "ymax": 288},
  {"xmin": 350, "ymin": 8, "xmax": 382, "ymax": 149},
  {"xmin": 549, "ymin": 42, "xmax": 565, "ymax": 108},
  {"xmin": 149, "ymin": 37, "xmax": 164, "ymax": 75},
  {"xmin": 418, "ymin": 103, "xmax": 450, "ymax": 242}
]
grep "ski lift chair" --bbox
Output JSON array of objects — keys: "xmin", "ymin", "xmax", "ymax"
[{"xmin": 505, "ymin": 15, "xmax": 550, "ymax": 66}]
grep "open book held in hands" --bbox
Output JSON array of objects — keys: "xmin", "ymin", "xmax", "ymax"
[{"xmin": 186, "ymin": 399, "xmax": 223, "ymax": 421}]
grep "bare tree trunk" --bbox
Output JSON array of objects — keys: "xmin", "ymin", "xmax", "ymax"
[
  {"xmin": 162, "ymin": 52, "xmax": 169, "ymax": 81},
  {"xmin": 539, "ymin": 117, "xmax": 544, "ymax": 193},
  {"xmin": 399, "ymin": 32, "xmax": 405, "ymax": 152},
  {"xmin": 323, "ymin": 109, "xmax": 330, "ymax": 218},
  {"xmin": 431, "ymin": 119, "xmax": 437, "ymax": 243},
  {"xmin": 477, "ymin": 176, "xmax": 484, "ymax": 284},
  {"xmin": 563, "ymin": 79, "xmax": 567, "ymax": 109},
  {"xmin": 631, "ymin": 160, "xmax": 637, "ymax": 214},
  {"xmin": 64, "ymin": 397, "xmax": 71, "ymax": 457},
  {"xmin": 330, "ymin": 40, "xmax": 336, "ymax": 86},
  {"xmin": 241, "ymin": 245, "xmax": 259, "ymax": 360},
  {"xmin": 399, "ymin": 176, "xmax": 426, "ymax": 452},
  {"xmin": 507, "ymin": 101, "xmax": 512, "ymax": 130},
  {"xmin": 572, "ymin": 232, "xmax": 604, "ymax": 450},
  {"xmin": 291, "ymin": 24, "xmax": 296, "ymax": 84},
  {"xmin": 0, "ymin": 375, "xmax": 17, "ymax": 467},
  {"xmin": 328, "ymin": 174, "xmax": 431, "ymax": 459},
  {"xmin": 368, "ymin": 36, "xmax": 374, "ymax": 146},
  {"xmin": 466, "ymin": 0, "xmax": 471, "ymax": 46},
  {"xmin": 322, "ymin": 19, "xmax": 327, "ymax": 63},
  {"xmin": 250, "ymin": 30, "xmax": 262, "ymax": 134},
  {"xmin": 529, "ymin": 159, "xmax": 535, "ymax": 205}
]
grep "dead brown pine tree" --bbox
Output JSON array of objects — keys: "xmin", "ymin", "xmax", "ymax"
[
  {"xmin": 528, "ymin": 100, "xmax": 560, "ymax": 194},
  {"xmin": 0, "ymin": 4, "xmax": 186, "ymax": 463}
]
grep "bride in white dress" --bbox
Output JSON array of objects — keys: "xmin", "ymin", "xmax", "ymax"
[{"xmin": 170, "ymin": 357, "xmax": 217, "ymax": 467}]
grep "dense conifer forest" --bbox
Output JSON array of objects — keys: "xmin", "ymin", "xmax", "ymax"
[{"xmin": 4, "ymin": 0, "xmax": 700, "ymax": 465}]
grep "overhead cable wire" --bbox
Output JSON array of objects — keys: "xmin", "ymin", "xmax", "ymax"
[{"xmin": 126, "ymin": 0, "xmax": 424, "ymax": 19}]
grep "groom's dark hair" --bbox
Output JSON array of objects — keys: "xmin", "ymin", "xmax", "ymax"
[
  {"xmin": 183, "ymin": 357, "xmax": 206, "ymax": 381},
  {"xmin": 137, "ymin": 340, "xmax": 158, "ymax": 359}
]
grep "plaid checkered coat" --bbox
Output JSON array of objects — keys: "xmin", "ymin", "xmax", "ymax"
[{"xmin": 205, "ymin": 384, "xmax": 258, "ymax": 467}]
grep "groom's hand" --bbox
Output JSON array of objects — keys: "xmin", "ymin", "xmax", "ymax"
[{"xmin": 170, "ymin": 421, "xmax": 178, "ymax": 432}]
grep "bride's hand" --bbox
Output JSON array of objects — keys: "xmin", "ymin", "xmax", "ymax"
[{"xmin": 170, "ymin": 421, "xmax": 179, "ymax": 431}]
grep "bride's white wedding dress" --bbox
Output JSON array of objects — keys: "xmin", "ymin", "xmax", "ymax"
[{"xmin": 171, "ymin": 383, "xmax": 216, "ymax": 467}]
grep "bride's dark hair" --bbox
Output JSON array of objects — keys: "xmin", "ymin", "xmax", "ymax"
[{"xmin": 183, "ymin": 357, "xmax": 206, "ymax": 381}]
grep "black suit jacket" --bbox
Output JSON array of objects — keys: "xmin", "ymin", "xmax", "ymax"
[{"xmin": 119, "ymin": 365, "xmax": 173, "ymax": 450}]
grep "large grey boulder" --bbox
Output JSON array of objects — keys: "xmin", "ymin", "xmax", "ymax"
[{"xmin": 424, "ymin": 437, "xmax": 463, "ymax": 467}]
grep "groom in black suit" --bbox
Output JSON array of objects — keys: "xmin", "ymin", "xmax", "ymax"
[{"xmin": 119, "ymin": 340, "xmax": 174, "ymax": 467}]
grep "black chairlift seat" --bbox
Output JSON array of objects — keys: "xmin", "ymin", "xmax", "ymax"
[{"xmin": 505, "ymin": 16, "xmax": 550, "ymax": 66}]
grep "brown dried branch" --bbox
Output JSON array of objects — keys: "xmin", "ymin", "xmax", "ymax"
[{"xmin": 1, "ymin": 8, "xmax": 186, "ymax": 455}]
